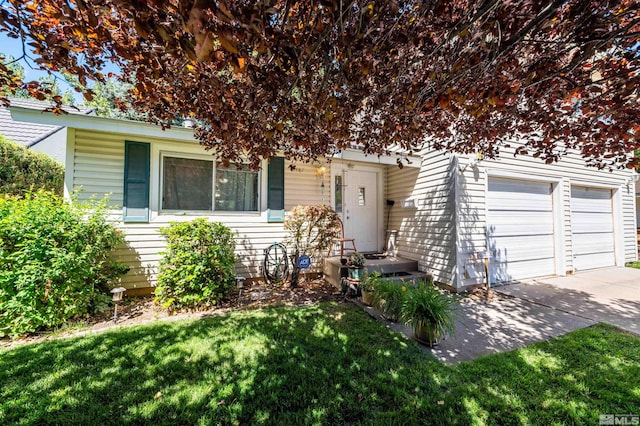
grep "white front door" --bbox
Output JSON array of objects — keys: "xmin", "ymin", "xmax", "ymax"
[{"xmin": 344, "ymin": 170, "xmax": 379, "ymax": 252}]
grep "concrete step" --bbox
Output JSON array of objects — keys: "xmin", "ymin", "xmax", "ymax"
[{"xmin": 324, "ymin": 256, "xmax": 420, "ymax": 288}]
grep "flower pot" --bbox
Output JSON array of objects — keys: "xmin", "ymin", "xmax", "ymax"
[
  {"xmin": 414, "ymin": 323, "xmax": 442, "ymax": 347},
  {"xmin": 361, "ymin": 289, "xmax": 374, "ymax": 306},
  {"xmin": 349, "ymin": 266, "xmax": 364, "ymax": 281}
]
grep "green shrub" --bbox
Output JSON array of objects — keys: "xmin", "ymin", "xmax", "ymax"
[
  {"xmin": 284, "ymin": 204, "xmax": 341, "ymax": 287},
  {"xmin": 155, "ymin": 218, "xmax": 237, "ymax": 310},
  {"xmin": 0, "ymin": 191, "xmax": 128, "ymax": 337},
  {"xmin": 0, "ymin": 135, "xmax": 64, "ymax": 196}
]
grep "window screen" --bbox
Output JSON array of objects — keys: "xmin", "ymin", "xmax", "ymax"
[
  {"xmin": 162, "ymin": 156, "xmax": 213, "ymax": 210},
  {"xmin": 215, "ymin": 164, "xmax": 259, "ymax": 211}
]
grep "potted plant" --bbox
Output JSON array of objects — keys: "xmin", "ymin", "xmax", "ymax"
[
  {"xmin": 348, "ymin": 252, "xmax": 366, "ymax": 280},
  {"xmin": 401, "ymin": 281, "xmax": 455, "ymax": 347},
  {"xmin": 372, "ymin": 278, "xmax": 406, "ymax": 322},
  {"xmin": 359, "ymin": 270, "xmax": 379, "ymax": 306}
]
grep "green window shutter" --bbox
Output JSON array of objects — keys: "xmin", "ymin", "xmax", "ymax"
[
  {"xmin": 267, "ymin": 156, "xmax": 285, "ymax": 222},
  {"xmin": 123, "ymin": 141, "xmax": 150, "ymax": 222}
]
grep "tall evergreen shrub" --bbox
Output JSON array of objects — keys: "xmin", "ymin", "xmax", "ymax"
[{"xmin": 0, "ymin": 135, "xmax": 64, "ymax": 196}]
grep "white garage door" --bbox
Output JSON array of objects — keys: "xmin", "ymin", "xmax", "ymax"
[
  {"xmin": 571, "ymin": 186, "xmax": 615, "ymax": 271},
  {"xmin": 487, "ymin": 177, "xmax": 556, "ymax": 283}
]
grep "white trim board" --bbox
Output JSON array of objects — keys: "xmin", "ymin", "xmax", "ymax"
[
  {"xmin": 11, "ymin": 106, "xmax": 421, "ymax": 167},
  {"xmin": 11, "ymin": 106, "xmax": 198, "ymax": 143}
]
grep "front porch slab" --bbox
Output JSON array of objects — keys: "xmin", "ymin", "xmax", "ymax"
[{"xmin": 323, "ymin": 256, "xmax": 421, "ymax": 288}]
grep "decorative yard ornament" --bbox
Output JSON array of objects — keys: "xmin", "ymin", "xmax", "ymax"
[
  {"xmin": 297, "ymin": 255, "xmax": 312, "ymax": 270},
  {"xmin": 263, "ymin": 242, "xmax": 290, "ymax": 285},
  {"xmin": 0, "ymin": 0, "xmax": 638, "ymax": 169}
]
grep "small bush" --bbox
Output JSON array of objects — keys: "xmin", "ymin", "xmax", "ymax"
[
  {"xmin": 0, "ymin": 135, "xmax": 64, "ymax": 196},
  {"xmin": 284, "ymin": 205, "xmax": 341, "ymax": 287},
  {"xmin": 0, "ymin": 191, "xmax": 128, "ymax": 337},
  {"xmin": 155, "ymin": 218, "xmax": 237, "ymax": 310}
]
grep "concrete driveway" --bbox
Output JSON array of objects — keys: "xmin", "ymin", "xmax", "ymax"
[
  {"xmin": 360, "ymin": 295, "xmax": 596, "ymax": 364},
  {"xmin": 496, "ymin": 267, "xmax": 640, "ymax": 335},
  {"xmin": 357, "ymin": 267, "xmax": 638, "ymax": 364}
]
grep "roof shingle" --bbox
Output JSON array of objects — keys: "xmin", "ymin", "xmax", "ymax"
[{"xmin": 0, "ymin": 98, "xmax": 94, "ymax": 147}]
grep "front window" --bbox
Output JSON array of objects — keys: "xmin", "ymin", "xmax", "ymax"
[
  {"xmin": 162, "ymin": 157, "xmax": 213, "ymax": 211},
  {"xmin": 161, "ymin": 155, "xmax": 259, "ymax": 212},
  {"xmin": 215, "ymin": 163, "xmax": 259, "ymax": 212}
]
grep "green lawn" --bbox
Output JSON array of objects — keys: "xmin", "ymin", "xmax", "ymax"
[
  {"xmin": 1, "ymin": 303, "xmax": 639, "ymax": 425},
  {"xmin": 626, "ymin": 261, "xmax": 640, "ymax": 269}
]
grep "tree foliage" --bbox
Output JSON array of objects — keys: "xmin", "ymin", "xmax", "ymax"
[
  {"xmin": 0, "ymin": 55, "xmax": 27, "ymax": 98},
  {"xmin": 0, "ymin": 55, "xmax": 75, "ymax": 103},
  {"xmin": 81, "ymin": 78, "xmax": 147, "ymax": 120},
  {"xmin": 0, "ymin": 1, "xmax": 638, "ymax": 168}
]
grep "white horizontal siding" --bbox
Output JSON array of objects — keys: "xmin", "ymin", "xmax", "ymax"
[
  {"xmin": 284, "ymin": 159, "xmax": 330, "ymax": 210},
  {"xmin": 72, "ymin": 130, "xmax": 333, "ymax": 290},
  {"xmin": 73, "ymin": 131, "xmax": 125, "ymax": 205},
  {"xmin": 456, "ymin": 142, "xmax": 637, "ymax": 288},
  {"xmin": 386, "ymin": 150, "xmax": 457, "ymax": 285}
]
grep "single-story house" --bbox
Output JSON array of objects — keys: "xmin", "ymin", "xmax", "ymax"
[
  {"xmin": 0, "ymin": 98, "xmax": 94, "ymax": 163},
  {"xmin": 10, "ymin": 106, "xmax": 639, "ymax": 294}
]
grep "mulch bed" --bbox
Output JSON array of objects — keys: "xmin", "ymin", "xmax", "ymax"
[
  {"xmin": 1, "ymin": 278, "xmax": 343, "ymax": 349},
  {"xmin": 2, "ymin": 280, "xmax": 504, "ymax": 349},
  {"xmin": 462, "ymin": 286, "xmax": 511, "ymax": 303}
]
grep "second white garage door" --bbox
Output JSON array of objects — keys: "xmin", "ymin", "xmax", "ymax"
[
  {"xmin": 487, "ymin": 177, "xmax": 556, "ymax": 283},
  {"xmin": 571, "ymin": 186, "xmax": 615, "ymax": 271}
]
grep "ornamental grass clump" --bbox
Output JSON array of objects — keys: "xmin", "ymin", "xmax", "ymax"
[
  {"xmin": 401, "ymin": 281, "xmax": 455, "ymax": 347},
  {"xmin": 155, "ymin": 218, "xmax": 237, "ymax": 310},
  {"xmin": 372, "ymin": 278, "xmax": 406, "ymax": 322}
]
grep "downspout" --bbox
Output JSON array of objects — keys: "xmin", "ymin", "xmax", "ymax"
[{"xmin": 452, "ymin": 155, "xmax": 462, "ymax": 290}]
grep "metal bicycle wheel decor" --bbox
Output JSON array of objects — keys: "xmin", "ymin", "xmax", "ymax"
[{"xmin": 263, "ymin": 242, "xmax": 290, "ymax": 285}]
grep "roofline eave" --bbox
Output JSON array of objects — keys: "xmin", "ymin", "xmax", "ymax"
[{"xmin": 10, "ymin": 106, "xmax": 422, "ymax": 166}]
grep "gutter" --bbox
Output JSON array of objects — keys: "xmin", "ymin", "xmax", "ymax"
[
  {"xmin": 26, "ymin": 107, "xmax": 97, "ymax": 148},
  {"xmin": 12, "ymin": 106, "xmax": 423, "ymax": 166},
  {"xmin": 10, "ymin": 106, "xmax": 198, "ymax": 143}
]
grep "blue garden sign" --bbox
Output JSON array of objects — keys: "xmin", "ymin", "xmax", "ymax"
[{"xmin": 297, "ymin": 255, "xmax": 311, "ymax": 269}]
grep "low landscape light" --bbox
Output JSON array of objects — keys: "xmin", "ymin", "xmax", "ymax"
[{"xmin": 110, "ymin": 287, "xmax": 126, "ymax": 322}]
